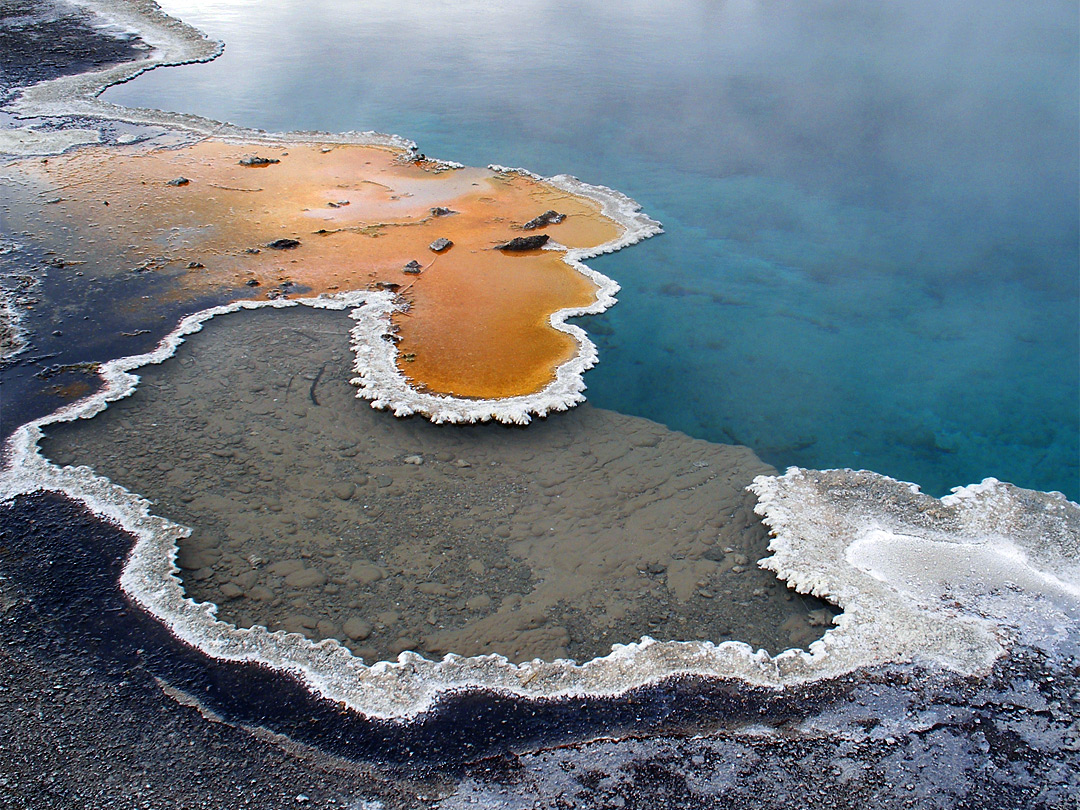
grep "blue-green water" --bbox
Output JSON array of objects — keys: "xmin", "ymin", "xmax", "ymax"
[{"xmin": 106, "ymin": 0, "xmax": 1079, "ymax": 500}]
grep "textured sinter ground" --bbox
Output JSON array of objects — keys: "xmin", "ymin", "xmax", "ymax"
[
  {"xmin": 9, "ymin": 139, "xmax": 620, "ymax": 399},
  {"xmin": 39, "ymin": 304, "xmax": 837, "ymax": 664}
]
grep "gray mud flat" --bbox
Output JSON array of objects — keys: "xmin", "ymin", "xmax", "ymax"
[{"xmin": 40, "ymin": 304, "xmax": 836, "ymax": 664}]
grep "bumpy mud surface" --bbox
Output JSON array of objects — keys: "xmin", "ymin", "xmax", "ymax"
[{"xmin": 40, "ymin": 304, "xmax": 837, "ymax": 664}]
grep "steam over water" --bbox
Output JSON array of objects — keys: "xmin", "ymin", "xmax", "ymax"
[{"xmin": 105, "ymin": 0, "xmax": 1080, "ymax": 500}]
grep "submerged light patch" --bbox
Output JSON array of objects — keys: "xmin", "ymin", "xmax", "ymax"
[{"xmin": 38, "ymin": 302, "xmax": 831, "ymax": 664}]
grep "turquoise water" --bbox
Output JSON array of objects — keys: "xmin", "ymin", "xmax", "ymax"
[{"xmin": 105, "ymin": 0, "xmax": 1079, "ymax": 499}]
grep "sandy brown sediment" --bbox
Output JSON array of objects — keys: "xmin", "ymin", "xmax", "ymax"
[
  {"xmin": 8, "ymin": 139, "xmax": 637, "ymax": 407},
  {"xmin": 38, "ymin": 303, "xmax": 833, "ymax": 664}
]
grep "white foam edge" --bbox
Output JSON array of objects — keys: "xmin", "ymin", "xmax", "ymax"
[
  {"xmin": 0, "ymin": 295, "xmax": 916, "ymax": 723},
  {"xmin": 350, "ymin": 169, "xmax": 663, "ymax": 425}
]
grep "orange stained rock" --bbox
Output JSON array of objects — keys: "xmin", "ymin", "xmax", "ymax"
[{"xmin": 14, "ymin": 139, "xmax": 623, "ymax": 400}]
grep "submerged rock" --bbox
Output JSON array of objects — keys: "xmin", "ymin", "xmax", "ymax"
[
  {"xmin": 239, "ymin": 155, "xmax": 279, "ymax": 167},
  {"xmin": 266, "ymin": 238, "xmax": 301, "ymax": 250},
  {"xmin": 523, "ymin": 210, "xmax": 566, "ymax": 230},
  {"xmin": 495, "ymin": 234, "xmax": 549, "ymax": 251}
]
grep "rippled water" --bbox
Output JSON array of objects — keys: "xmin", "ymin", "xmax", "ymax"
[{"xmin": 105, "ymin": 0, "xmax": 1079, "ymax": 499}]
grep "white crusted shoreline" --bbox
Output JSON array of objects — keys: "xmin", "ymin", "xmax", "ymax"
[
  {"xmin": 6, "ymin": 0, "xmax": 413, "ymax": 151},
  {"xmin": 2, "ymin": 300, "xmax": 1077, "ymax": 719}
]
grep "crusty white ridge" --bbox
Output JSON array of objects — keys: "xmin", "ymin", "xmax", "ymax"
[{"xmin": 750, "ymin": 468, "xmax": 1080, "ymax": 670}]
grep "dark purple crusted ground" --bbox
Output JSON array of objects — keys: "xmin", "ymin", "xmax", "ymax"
[
  {"xmin": 0, "ymin": 0, "xmax": 149, "ymax": 102},
  {"xmin": 2, "ymin": 492, "xmax": 1075, "ymax": 809}
]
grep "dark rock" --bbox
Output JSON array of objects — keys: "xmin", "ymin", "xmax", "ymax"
[
  {"xmin": 245, "ymin": 279, "xmax": 260, "ymax": 287},
  {"xmin": 430, "ymin": 207, "xmax": 457, "ymax": 217},
  {"xmin": 186, "ymin": 261, "xmax": 204, "ymax": 269},
  {"xmin": 429, "ymin": 238, "xmax": 453, "ymax": 253},
  {"xmin": 374, "ymin": 281, "xmax": 400, "ymax": 291},
  {"xmin": 239, "ymin": 155, "xmax": 280, "ymax": 167},
  {"xmin": 326, "ymin": 200, "xmax": 350, "ymax": 208},
  {"xmin": 244, "ymin": 247, "xmax": 261, "ymax": 254},
  {"xmin": 166, "ymin": 177, "xmax": 190, "ymax": 187},
  {"xmin": 131, "ymin": 257, "xmax": 166, "ymax": 273},
  {"xmin": 402, "ymin": 260, "xmax": 423, "ymax": 275},
  {"xmin": 495, "ymin": 234, "xmax": 549, "ymax": 252},
  {"xmin": 266, "ymin": 238, "xmax": 301, "ymax": 250},
  {"xmin": 522, "ymin": 210, "xmax": 566, "ymax": 230},
  {"xmin": 703, "ymin": 545, "xmax": 726, "ymax": 562},
  {"xmin": 639, "ymin": 561, "xmax": 668, "ymax": 575}
]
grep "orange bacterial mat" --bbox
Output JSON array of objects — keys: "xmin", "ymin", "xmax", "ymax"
[{"xmin": 15, "ymin": 139, "xmax": 622, "ymax": 399}]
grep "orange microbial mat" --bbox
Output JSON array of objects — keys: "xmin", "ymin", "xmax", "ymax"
[{"xmin": 16, "ymin": 139, "xmax": 623, "ymax": 399}]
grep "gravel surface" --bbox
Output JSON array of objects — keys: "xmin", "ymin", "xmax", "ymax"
[{"xmin": 40, "ymin": 303, "xmax": 836, "ymax": 665}]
